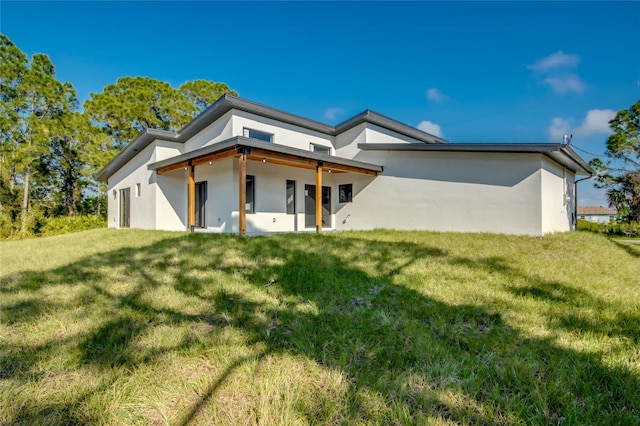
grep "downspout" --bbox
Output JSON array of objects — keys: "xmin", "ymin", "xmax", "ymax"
[{"xmin": 574, "ymin": 174, "xmax": 594, "ymax": 230}]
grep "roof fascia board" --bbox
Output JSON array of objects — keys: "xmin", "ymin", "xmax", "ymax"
[
  {"xmin": 358, "ymin": 142, "xmax": 594, "ymax": 176},
  {"xmin": 358, "ymin": 142, "xmax": 564, "ymax": 152},
  {"xmin": 96, "ymin": 129, "xmax": 179, "ymax": 181},
  {"xmin": 335, "ymin": 110, "xmax": 448, "ymax": 144}
]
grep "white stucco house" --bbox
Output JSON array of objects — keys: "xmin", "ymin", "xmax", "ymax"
[
  {"xmin": 96, "ymin": 95, "xmax": 594, "ymax": 236},
  {"xmin": 577, "ymin": 206, "xmax": 618, "ymax": 224}
]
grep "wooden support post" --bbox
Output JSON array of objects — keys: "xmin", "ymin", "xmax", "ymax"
[
  {"xmin": 188, "ymin": 164, "xmax": 195, "ymax": 231},
  {"xmin": 238, "ymin": 154, "xmax": 247, "ymax": 236},
  {"xmin": 316, "ymin": 163, "xmax": 322, "ymax": 234}
]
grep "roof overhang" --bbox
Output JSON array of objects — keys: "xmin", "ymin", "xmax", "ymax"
[
  {"xmin": 95, "ymin": 128, "xmax": 180, "ymax": 182},
  {"xmin": 148, "ymin": 136, "xmax": 383, "ymax": 176},
  {"xmin": 96, "ymin": 95, "xmax": 444, "ymax": 182},
  {"xmin": 357, "ymin": 142, "xmax": 595, "ymax": 176}
]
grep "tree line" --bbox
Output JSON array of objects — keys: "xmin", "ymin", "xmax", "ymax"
[
  {"xmin": 590, "ymin": 100, "xmax": 640, "ymax": 224},
  {"xmin": 0, "ymin": 34, "xmax": 236, "ymax": 237}
]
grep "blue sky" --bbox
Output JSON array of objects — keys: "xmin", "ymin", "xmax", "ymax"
[{"xmin": 2, "ymin": 1, "xmax": 639, "ymax": 205}]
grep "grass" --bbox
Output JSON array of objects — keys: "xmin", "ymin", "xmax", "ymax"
[{"xmin": 1, "ymin": 228, "xmax": 639, "ymax": 425}]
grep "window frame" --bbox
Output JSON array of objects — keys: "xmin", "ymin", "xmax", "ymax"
[
  {"xmin": 246, "ymin": 175, "xmax": 256, "ymax": 214},
  {"xmin": 119, "ymin": 188, "xmax": 130, "ymax": 228},
  {"xmin": 286, "ymin": 180, "xmax": 296, "ymax": 215},
  {"xmin": 339, "ymin": 183, "xmax": 353, "ymax": 203},
  {"xmin": 195, "ymin": 181, "xmax": 207, "ymax": 228},
  {"xmin": 309, "ymin": 142, "xmax": 332, "ymax": 156},
  {"xmin": 243, "ymin": 127, "xmax": 273, "ymax": 143}
]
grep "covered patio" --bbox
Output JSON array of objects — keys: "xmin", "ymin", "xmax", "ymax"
[{"xmin": 148, "ymin": 136, "xmax": 383, "ymax": 235}]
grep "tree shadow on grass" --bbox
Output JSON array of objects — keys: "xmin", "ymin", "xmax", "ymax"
[
  {"xmin": 1, "ymin": 232, "xmax": 638, "ymax": 424},
  {"xmin": 612, "ymin": 239, "xmax": 640, "ymax": 258}
]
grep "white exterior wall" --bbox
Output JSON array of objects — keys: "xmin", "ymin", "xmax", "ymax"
[
  {"xmin": 340, "ymin": 151, "xmax": 545, "ymax": 235},
  {"xmin": 184, "ymin": 111, "xmax": 234, "ymax": 152},
  {"xmin": 107, "ymin": 109, "xmax": 581, "ymax": 236},
  {"xmin": 241, "ymin": 162, "xmax": 321, "ymax": 234},
  {"xmin": 334, "ymin": 123, "xmax": 367, "ymax": 159},
  {"xmin": 365, "ymin": 123, "xmax": 420, "ymax": 145},
  {"xmin": 194, "ymin": 158, "xmax": 236, "ymax": 233},
  {"xmin": 580, "ymin": 214, "xmax": 614, "ymax": 224},
  {"xmin": 174, "ymin": 159, "xmax": 343, "ymax": 235},
  {"xmin": 231, "ymin": 110, "xmax": 335, "ymax": 153},
  {"xmin": 155, "ymin": 170, "xmax": 188, "ymax": 231},
  {"xmin": 334, "ymin": 123, "xmax": 418, "ymax": 159},
  {"xmin": 540, "ymin": 158, "xmax": 575, "ymax": 233},
  {"xmin": 155, "ymin": 140, "xmax": 185, "ymax": 161},
  {"xmin": 107, "ymin": 141, "xmax": 177, "ymax": 230}
]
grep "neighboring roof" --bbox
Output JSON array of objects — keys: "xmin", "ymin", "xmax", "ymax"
[
  {"xmin": 577, "ymin": 206, "xmax": 617, "ymax": 215},
  {"xmin": 96, "ymin": 95, "xmax": 445, "ymax": 182},
  {"xmin": 357, "ymin": 142, "xmax": 595, "ymax": 176},
  {"xmin": 148, "ymin": 136, "xmax": 383, "ymax": 175}
]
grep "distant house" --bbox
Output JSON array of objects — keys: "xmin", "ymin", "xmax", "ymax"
[
  {"xmin": 96, "ymin": 95, "xmax": 594, "ymax": 236},
  {"xmin": 577, "ymin": 206, "xmax": 617, "ymax": 224}
]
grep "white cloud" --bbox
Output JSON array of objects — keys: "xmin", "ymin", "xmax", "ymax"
[
  {"xmin": 543, "ymin": 74, "xmax": 586, "ymax": 94},
  {"xmin": 528, "ymin": 51, "xmax": 580, "ymax": 72},
  {"xmin": 426, "ymin": 88, "xmax": 449, "ymax": 103},
  {"xmin": 323, "ymin": 107, "xmax": 345, "ymax": 121},
  {"xmin": 417, "ymin": 120, "xmax": 443, "ymax": 137},
  {"xmin": 548, "ymin": 117, "xmax": 572, "ymax": 141},
  {"xmin": 576, "ymin": 109, "xmax": 616, "ymax": 135},
  {"xmin": 547, "ymin": 109, "xmax": 616, "ymax": 141},
  {"xmin": 528, "ymin": 51, "xmax": 585, "ymax": 95}
]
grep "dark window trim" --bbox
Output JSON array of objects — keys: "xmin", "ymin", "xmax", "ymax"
[
  {"xmin": 195, "ymin": 180, "xmax": 207, "ymax": 228},
  {"xmin": 119, "ymin": 187, "xmax": 130, "ymax": 228},
  {"xmin": 339, "ymin": 183, "xmax": 353, "ymax": 203},
  {"xmin": 246, "ymin": 175, "xmax": 255, "ymax": 214},
  {"xmin": 286, "ymin": 179, "xmax": 296, "ymax": 215},
  {"xmin": 243, "ymin": 127, "xmax": 273, "ymax": 143},
  {"xmin": 310, "ymin": 142, "xmax": 332, "ymax": 155}
]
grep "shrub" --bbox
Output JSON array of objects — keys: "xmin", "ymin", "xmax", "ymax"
[
  {"xmin": 38, "ymin": 215, "xmax": 107, "ymax": 237},
  {"xmin": 577, "ymin": 219, "xmax": 640, "ymax": 237}
]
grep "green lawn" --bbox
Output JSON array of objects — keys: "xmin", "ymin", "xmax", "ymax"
[{"xmin": 1, "ymin": 229, "xmax": 638, "ymax": 425}]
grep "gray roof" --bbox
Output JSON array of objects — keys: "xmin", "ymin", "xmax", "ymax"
[
  {"xmin": 96, "ymin": 95, "xmax": 446, "ymax": 181},
  {"xmin": 357, "ymin": 143, "xmax": 595, "ymax": 175},
  {"xmin": 148, "ymin": 136, "xmax": 383, "ymax": 174}
]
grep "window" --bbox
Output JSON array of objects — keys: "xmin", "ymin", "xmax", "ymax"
[
  {"xmin": 310, "ymin": 143, "xmax": 331, "ymax": 155},
  {"xmin": 286, "ymin": 180, "xmax": 296, "ymax": 214},
  {"xmin": 195, "ymin": 181, "xmax": 207, "ymax": 228},
  {"xmin": 246, "ymin": 175, "xmax": 255, "ymax": 213},
  {"xmin": 135, "ymin": 183, "xmax": 141, "ymax": 197},
  {"xmin": 339, "ymin": 184, "xmax": 353, "ymax": 203},
  {"xmin": 243, "ymin": 128, "xmax": 273, "ymax": 143},
  {"xmin": 119, "ymin": 188, "xmax": 130, "ymax": 228}
]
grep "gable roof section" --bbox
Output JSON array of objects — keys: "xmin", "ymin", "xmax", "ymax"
[
  {"xmin": 357, "ymin": 142, "xmax": 595, "ymax": 176},
  {"xmin": 96, "ymin": 95, "xmax": 446, "ymax": 181}
]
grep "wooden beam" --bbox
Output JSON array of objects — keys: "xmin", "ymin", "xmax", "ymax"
[
  {"xmin": 157, "ymin": 146, "xmax": 379, "ymax": 177},
  {"xmin": 323, "ymin": 162, "xmax": 378, "ymax": 176},
  {"xmin": 249, "ymin": 148, "xmax": 378, "ymax": 176},
  {"xmin": 249, "ymin": 148, "xmax": 319, "ymax": 169},
  {"xmin": 191, "ymin": 149, "xmax": 236, "ymax": 167},
  {"xmin": 157, "ymin": 160, "xmax": 190, "ymax": 175},
  {"xmin": 246, "ymin": 155, "xmax": 317, "ymax": 171},
  {"xmin": 238, "ymin": 154, "xmax": 247, "ymax": 236},
  {"xmin": 316, "ymin": 164, "xmax": 322, "ymax": 234},
  {"xmin": 188, "ymin": 165, "xmax": 195, "ymax": 231}
]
